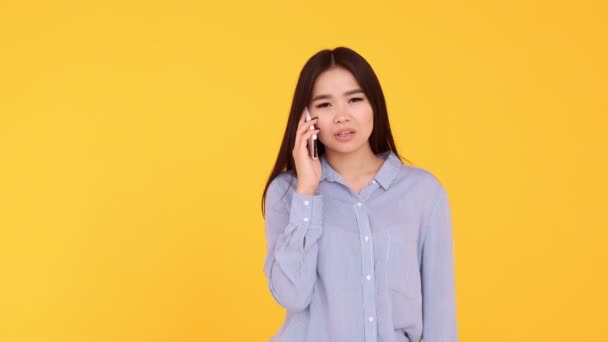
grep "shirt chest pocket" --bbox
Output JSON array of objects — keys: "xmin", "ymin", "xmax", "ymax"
[{"xmin": 386, "ymin": 229, "xmax": 421, "ymax": 299}]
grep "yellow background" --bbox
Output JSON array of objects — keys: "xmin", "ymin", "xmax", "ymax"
[{"xmin": 1, "ymin": 0, "xmax": 606, "ymax": 341}]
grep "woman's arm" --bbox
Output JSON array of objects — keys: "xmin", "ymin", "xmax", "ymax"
[
  {"xmin": 263, "ymin": 174, "xmax": 323, "ymax": 312},
  {"xmin": 420, "ymin": 185, "xmax": 459, "ymax": 341}
]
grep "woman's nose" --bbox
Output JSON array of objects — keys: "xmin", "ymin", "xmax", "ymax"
[
  {"xmin": 334, "ymin": 105, "xmax": 351, "ymax": 123},
  {"xmin": 335, "ymin": 115, "xmax": 350, "ymax": 123}
]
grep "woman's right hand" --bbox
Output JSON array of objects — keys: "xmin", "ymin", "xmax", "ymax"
[{"xmin": 293, "ymin": 109, "xmax": 322, "ymax": 196}]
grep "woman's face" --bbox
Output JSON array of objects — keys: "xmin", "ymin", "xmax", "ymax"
[{"xmin": 308, "ymin": 66, "xmax": 374, "ymax": 156}]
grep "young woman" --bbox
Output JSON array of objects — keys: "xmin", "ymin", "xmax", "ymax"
[{"xmin": 261, "ymin": 47, "xmax": 458, "ymax": 342}]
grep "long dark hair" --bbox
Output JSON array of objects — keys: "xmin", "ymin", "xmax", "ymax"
[{"xmin": 261, "ymin": 46, "xmax": 411, "ymax": 215}]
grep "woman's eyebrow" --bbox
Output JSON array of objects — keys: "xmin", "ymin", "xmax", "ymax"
[{"xmin": 311, "ymin": 88, "xmax": 364, "ymax": 102}]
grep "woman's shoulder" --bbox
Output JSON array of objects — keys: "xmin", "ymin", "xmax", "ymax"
[
  {"xmin": 265, "ymin": 170, "xmax": 297, "ymax": 206},
  {"xmin": 268, "ymin": 170, "xmax": 297, "ymax": 192},
  {"xmin": 398, "ymin": 163, "xmax": 447, "ymax": 195},
  {"xmin": 394, "ymin": 164, "xmax": 451, "ymax": 221}
]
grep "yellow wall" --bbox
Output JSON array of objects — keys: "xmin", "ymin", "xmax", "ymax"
[{"xmin": 1, "ymin": 1, "xmax": 606, "ymax": 341}]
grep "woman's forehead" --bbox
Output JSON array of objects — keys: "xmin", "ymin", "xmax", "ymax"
[{"xmin": 312, "ymin": 67, "xmax": 360, "ymax": 95}]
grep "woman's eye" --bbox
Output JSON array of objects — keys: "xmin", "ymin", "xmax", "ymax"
[
  {"xmin": 316, "ymin": 102, "xmax": 331, "ymax": 108},
  {"xmin": 349, "ymin": 97, "xmax": 363, "ymax": 103}
]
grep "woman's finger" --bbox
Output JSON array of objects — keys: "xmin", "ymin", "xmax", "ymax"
[
  {"xmin": 295, "ymin": 123, "xmax": 319, "ymax": 149},
  {"xmin": 296, "ymin": 129, "xmax": 320, "ymax": 153},
  {"xmin": 296, "ymin": 117, "xmax": 318, "ymax": 137}
]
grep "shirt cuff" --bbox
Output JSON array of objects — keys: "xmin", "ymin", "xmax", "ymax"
[{"xmin": 288, "ymin": 191, "xmax": 323, "ymax": 228}]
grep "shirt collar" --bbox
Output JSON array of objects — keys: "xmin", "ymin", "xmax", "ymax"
[{"xmin": 320, "ymin": 150, "xmax": 402, "ymax": 190}]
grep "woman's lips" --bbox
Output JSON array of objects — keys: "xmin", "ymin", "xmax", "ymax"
[{"xmin": 334, "ymin": 131, "xmax": 355, "ymax": 142}]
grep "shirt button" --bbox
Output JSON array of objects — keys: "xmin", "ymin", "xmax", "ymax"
[
  {"xmin": 303, "ymin": 217, "xmax": 309, "ymax": 222},
  {"xmin": 372, "ymin": 180, "xmax": 376, "ymax": 184},
  {"xmin": 366, "ymin": 274, "xmax": 371, "ymax": 280},
  {"xmin": 304, "ymin": 200, "xmax": 309, "ymax": 206},
  {"xmin": 356, "ymin": 202, "xmax": 362, "ymax": 207},
  {"xmin": 368, "ymin": 316, "xmax": 374, "ymax": 322},
  {"xmin": 364, "ymin": 235, "xmax": 369, "ymax": 242}
]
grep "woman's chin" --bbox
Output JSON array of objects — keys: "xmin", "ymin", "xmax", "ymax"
[{"xmin": 323, "ymin": 143, "xmax": 366, "ymax": 155}]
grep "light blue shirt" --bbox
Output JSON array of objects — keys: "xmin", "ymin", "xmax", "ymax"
[{"xmin": 263, "ymin": 151, "xmax": 458, "ymax": 342}]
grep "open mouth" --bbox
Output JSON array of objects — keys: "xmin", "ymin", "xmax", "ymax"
[{"xmin": 334, "ymin": 130, "xmax": 356, "ymax": 141}]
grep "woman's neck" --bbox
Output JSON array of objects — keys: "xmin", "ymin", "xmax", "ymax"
[{"xmin": 324, "ymin": 145, "xmax": 384, "ymax": 182}]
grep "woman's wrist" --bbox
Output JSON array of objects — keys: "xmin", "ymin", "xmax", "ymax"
[{"xmin": 296, "ymin": 185, "xmax": 317, "ymax": 196}]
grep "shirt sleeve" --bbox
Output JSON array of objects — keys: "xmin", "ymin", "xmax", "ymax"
[
  {"xmin": 262, "ymin": 174, "xmax": 323, "ymax": 312},
  {"xmin": 420, "ymin": 185, "xmax": 459, "ymax": 341}
]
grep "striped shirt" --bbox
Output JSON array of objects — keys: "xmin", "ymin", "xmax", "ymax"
[{"xmin": 263, "ymin": 150, "xmax": 458, "ymax": 342}]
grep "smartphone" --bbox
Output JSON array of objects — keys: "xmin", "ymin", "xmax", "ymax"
[{"xmin": 305, "ymin": 107, "xmax": 318, "ymax": 160}]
